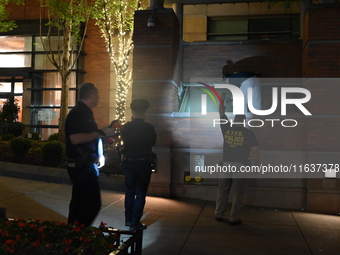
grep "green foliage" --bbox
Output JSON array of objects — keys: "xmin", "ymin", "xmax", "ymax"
[
  {"xmin": 0, "ymin": 122, "xmax": 25, "ymax": 137},
  {"xmin": 0, "ymin": 141, "xmax": 10, "ymax": 161},
  {"xmin": 0, "ymin": 20, "xmax": 15, "ymax": 32},
  {"xmin": 41, "ymin": 140, "xmax": 65, "ymax": 167},
  {"xmin": 0, "ymin": 219, "xmax": 119, "ymax": 254},
  {"xmin": 47, "ymin": 133, "xmax": 59, "ymax": 141},
  {"xmin": 26, "ymin": 141, "xmax": 44, "ymax": 165},
  {"xmin": 24, "ymin": 132, "xmax": 41, "ymax": 140},
  {"xmin": 9, "ymin": 137, "xmax": 32, "ymax": 158},
  {"xmin": 93, "ymin": 0, "xmax": 147, "ymax": 122},
  {"xmin": 41, "ymin": 0, "xmax": 93, "ymax": 48},
  {"xmin": 39, "ymin": 0, "xmax": 95, "ymax": 142},
  {"xmin": 0, "ymin": 0, "xmax": 24, "ymax": 32},
  {"xmin": 1, "ymin": 133, "xmax": 14, "ymax": 141},
  {"xmin": 0, "ymin": 98, "xmax": 19, "ymax": 122},
  {"xmin": 0, "ymin": 98, "xmax": 24, "ymax": 136},
  {"xmin": 93, "ymin": 0, "xmax": 144, "ymax": 32}
]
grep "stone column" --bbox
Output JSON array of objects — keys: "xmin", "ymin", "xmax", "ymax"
[
  {"xmin": 132, "ymin": 7, "xmax": 180, "ymax": 196},
  {"xmin": 302, "ymin": 4, "xmax": 340, "ymax": 214}
]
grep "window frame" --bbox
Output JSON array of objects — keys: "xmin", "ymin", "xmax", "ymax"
[{"xmin": 207, "ymin": 14, "xmax": 300, "ymax": 41}]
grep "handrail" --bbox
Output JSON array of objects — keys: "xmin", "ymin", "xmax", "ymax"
[{"xmin": 106, "ymin": 228, "xmax": 143, "ymax": 255}]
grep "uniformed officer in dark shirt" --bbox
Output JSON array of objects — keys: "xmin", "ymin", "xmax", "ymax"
[
  {"xmin": 65, "ymin": 82, "xmax": 116, "ymax": 227},
  {"xmin": 121, "ymin": 99, "xmax": 157, "ymax": 232}
]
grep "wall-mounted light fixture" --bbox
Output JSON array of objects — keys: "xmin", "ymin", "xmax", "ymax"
[{"xmin": 147, "ymin": 15, "xmax": 156, "ymax": 28}]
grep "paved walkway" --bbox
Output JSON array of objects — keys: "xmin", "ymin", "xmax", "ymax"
[{"xmin": 1, "ymin": 176, "xmax": 340, "ymax": 255}]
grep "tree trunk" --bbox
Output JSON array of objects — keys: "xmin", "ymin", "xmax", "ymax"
[
  {"xmin": 58, "ymin": 21, "xmax": 72, "ymax": 142},
  {"xmin": 58, "ymin": 74, "xmax": 69, "ymax": 142},
  {"xmin": 115, "ymin": 57, "xmax": 132, "ymax": 123}
]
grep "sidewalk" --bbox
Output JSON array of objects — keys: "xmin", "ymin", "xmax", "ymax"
[{"xmin": 1, "ymin": 175, "xmax": 339, "ymax": 255}]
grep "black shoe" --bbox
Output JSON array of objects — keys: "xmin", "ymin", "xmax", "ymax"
[
  {"xmin": 129, "ymin": 222, "xmax": 147, "ymax": 232},
  {"xmin": 229, "ymin": 220, "xmax": 242, "ymax": 226},
  {"xmin": 125, "ymin": 221, "xmax": 131, "ymax": 227},
  {"xmin": 215, "ymin": 217, "xmax": 224, "ymax": 222}
]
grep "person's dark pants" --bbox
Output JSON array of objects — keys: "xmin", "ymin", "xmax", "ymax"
[
  {"xmin": 67, "ymin": 163, "xmax": 101, "ymax": 227},
  {"xmin": 124, "ymin": 161, "xmax": 152, "ymax": 225}
]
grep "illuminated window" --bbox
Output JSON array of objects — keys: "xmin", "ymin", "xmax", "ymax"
[
  {"xmin": 207, "ymin": 15, "xmax": 300, "ymax": 41},
  {"xmin": 0, "ymin": 33, "xmax": 84, "ymax": 139},
  {"xmin": 0, "ymin": 36, "xmax": 32, "ymax": 67}
]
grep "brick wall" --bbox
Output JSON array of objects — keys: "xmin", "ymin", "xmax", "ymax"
[
  {"xmin": 303, "ymin": 6, "xmax": 340, "ymax": 77},
  {"xmin": 7, "ymin": 0, "xmax": 48, "ymax": 20},
  {"xmin": 302, "ymin": 5, "xmax": 340, "ymax": 214},
  {"xmin": 83, "ymin": 20, "xmax": 111, "ymax": 128},
  {"xmin": 183, "ymin": 42, "xmax": 302, "ymax": 81},
  {"xmin": 133, "ymin": 8, "xmax": 181, "ymax": 149},
  {"xmin": 303, "ymin": 6, "xmax": 340, "ymax": 153},
  {"xmin": 178, "ymin": 41, "xmax": 303, "ymax": 151}
]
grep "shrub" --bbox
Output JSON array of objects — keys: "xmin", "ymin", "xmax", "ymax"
[
  {"xmin": 41, "ymin": 140, "xmax": 65, "ymax": 167},
  {"xmin": 0, "ymin": 141, "xmax": 10, "ymax": 161},
  {"xmin": 9, "ymin": 138, "xmax": 32, "ymax": 158},
  {"xmin": 26, "ymin": 141, "xmax": 44, "ymax": 166},
  {"xmin": 25, "ymin": 132, "xmax": 40, "ymax": 140},
  {"xmin": 0, "ymin": 98, "xmax": 19, "ymax": 122},
  {"xmin": 1, "ymin": 133, "xmax": 14, "ymax": 141},
  {"xmin": 47, "ymin": 133, "xmax": 59, "ymax": 141}
]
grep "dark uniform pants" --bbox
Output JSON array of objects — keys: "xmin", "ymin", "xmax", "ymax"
[
  {"xmin": 67, "ymin": 163, "xmax": 101, "ymax": 227},
  {"xmin": 124, "ymin": 160, "xmax": 152, "ymax": 225}
]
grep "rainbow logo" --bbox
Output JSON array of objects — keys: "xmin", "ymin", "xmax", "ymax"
[{"xmin": 197, "ymin": 82, "xmax": 222, "ymax": 105}]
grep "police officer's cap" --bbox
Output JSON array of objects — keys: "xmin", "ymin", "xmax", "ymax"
[{"xmin": 130, "ymin": 99, "xmax": 150, "ymax": 112}]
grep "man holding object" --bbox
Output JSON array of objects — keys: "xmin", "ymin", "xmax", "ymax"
[{"xmin": 65, "ymin": 82, "xmax": 116, "ymax": 226}]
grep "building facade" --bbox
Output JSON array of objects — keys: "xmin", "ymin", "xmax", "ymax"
[{"xmin": 1, "ymin": 0, "xmax": 339, "ymax": 214}]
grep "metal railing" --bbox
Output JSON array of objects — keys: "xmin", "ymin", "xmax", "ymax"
[{"xmin": 106, "ymin": 228, "xmax": 143, "ymax": 255}]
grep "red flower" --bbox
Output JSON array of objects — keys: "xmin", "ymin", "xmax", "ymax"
[
  {"xmin": 5, "ymin": 239, "xmax": 13, "ymax": 245},
  {"xmin": 6, "ymin": 248, "xmax": 15, "ymax": 253},
  {"xmin": 73, "ymin": 227, "xmax": 82, "ymax": 232},
  {"xmin": 18, "ymin": 222, "xmax": 25, "ymax": 227},
  {"xmin": 64, "ymin": 239, "xmax": 73, "ymax": 245},
  {"xmin": 33, "ymin": 239, "xmax": 41, "ymax": 247},
  {"xmin": 15, "ymin": 234, "xmax": 20, "ymax": 241},
  {"xmin": 100, "ymin": 222, "xmax": 107, "ymax": 227}
]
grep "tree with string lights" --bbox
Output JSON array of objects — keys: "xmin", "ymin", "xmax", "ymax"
[{"xmin": 93, "ymin": 0, "xmax": 147, "ymax": 123}]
